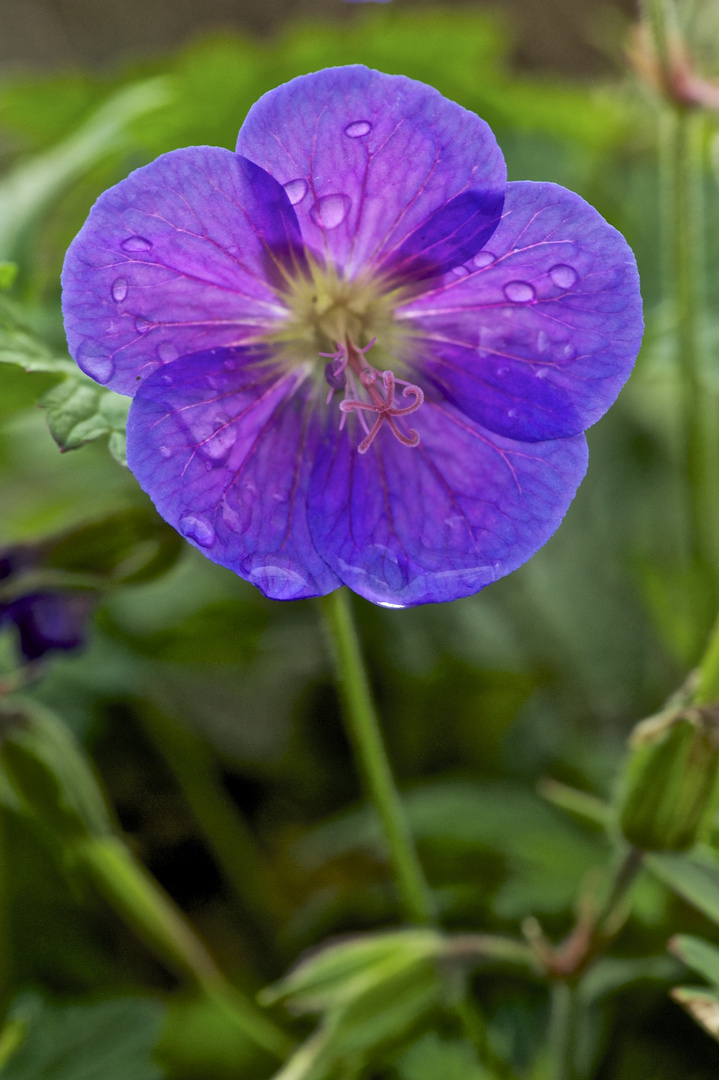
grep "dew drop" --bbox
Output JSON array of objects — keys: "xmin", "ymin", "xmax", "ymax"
[
  {"xmin": 344, "ymin": 120, "xmax": 372, "ymax": 138},
  {"xmin": 111, "ymin": 277, "xmax": 128, "ymax": 303},
  {"xmin": 157, "ymin": 341, "xmax": 178, "ymax": 363},
  {"xmin": 283, "ymin": 178, "xmax": 308, "ymax": 205},
  {"xmin": 452, "ymin": 264, "xmax": 470, "ymax": 278},
  {"xmin": 193, "ymin": 414, "xmax": 236, "ymax": 461},
  {"xmin": 135, "ymin": 316, "xmax": 151, "ymax": 334},
  {"xmin": 549, "ymin": 263, "xmax": 578, "ymax": 289},
  {"xmin": 472, "ymin": 250, "xmax": 495, "ymax": 269},
  {"xmin": 77, "ymin": 342, "xmax": 114, "ymax": 383},
  {"xmin": 248, "ymin": 565, "xmax": 308, "ymax": 599},
  {"xmin": 179, "ymin": 513, "xmax": 215, "ymax": 548},
  {"xmin": 535, "ymin": 367, "xmax": 549, "ymax": 379},
  {"xmin": 536, "ymin": 330, "xmax": 550, "ymax": 354},
  {"xmin": 159, "ymin": 445, "xmax": 172, "ymax": 458},
  {"xmin": 507, "ymin": 408, "xmax": 518, "ymax": 419},
  {"xmin": 495, "ymin": 365, "xmax": 510, "ymax": 378},
  {"xmin": 503, "ymin": 280, "xmax": 536, "ymax": 303},
  {"xmin": 310, "ymin": 193, "xmax": 351, "ymax": 230},
  {"xmin": 161, "ymin": 374, "xmax": 173, "ymax": 385},
  {"xmin": 121, "ymin": 235, "xmax": 152, "ymax": 253},
  {"xmin": 223, "ymin": 358, "xmax": 236, "ymax": 371},
  {"xmin": 561, "ymin": 343, "xmax": 577, "ymax": 361}
]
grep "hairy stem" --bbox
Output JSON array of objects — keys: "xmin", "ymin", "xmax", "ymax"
[{"xmin": 320, "ymin": 589, "xmax": 435, "ymax": 925}]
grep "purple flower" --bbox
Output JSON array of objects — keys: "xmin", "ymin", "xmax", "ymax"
[
  {"xmin": 61, "ymin": 66, "xmax": 642, "ymax": 607},
  {"xmin": 0, "ymin": 545, "xmax": 95, "ymax": 661}
]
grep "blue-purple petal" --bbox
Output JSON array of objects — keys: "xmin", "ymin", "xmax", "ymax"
[
  {"xmin": 236, "ymin": 66, "xmax": 506, "ymax": 278},
  {"xmin": 308, "ymin": 402, "xmax": 588, "ymax": 606},
  {"xmin": 126, "ymin": 347, "xmax": 340, "ymax": 600},
  {"xmin": 398, "ymin": 181, "xmax": 643, "ymax": 441},
  {"xmin": 62, "ymin": 149, "xmax": 305, "ymax": 397}
]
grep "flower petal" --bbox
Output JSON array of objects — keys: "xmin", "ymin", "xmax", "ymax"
[
  {"xmin": 308, "ymin": 402, "xmax": 588, "ymax": 606},
  {"xmin": 126, "ymin": 347, "xmax": 340, "ymax": 600},
  {"xmin": 62, "ymin": 149, "xmax": 306, "ymax": 397},
  {"xmin": 236, "ymin": 66, "xmax": 506, "ymax": 278},
  {"xmin": 397, "ymin": 181, "xmax": 643, "ymax": 441}
]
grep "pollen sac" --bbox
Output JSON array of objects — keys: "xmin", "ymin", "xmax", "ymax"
[{"xmin": 325, "ymin": 361, "xmax": 347, "ymax": 390}]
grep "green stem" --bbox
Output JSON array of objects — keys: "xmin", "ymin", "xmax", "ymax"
[
  {"xmin": 668, "ymin": 105, "xmax": 710, "ymax": 571},
  {"xmin": 138, "ymin": 703, "xmax": 286, "ymax": 943},
  {"xmin": 694, "ymin": 611, "xmax": 719, "ymax": 704},
  {"xmin": 320, "ymin": 589, "xmax": 435, "ymax": 925},
  {"xmin": 547, "ymin": 982, "xmax": 575, "ymax": 1080},
  {"xmin": 76, "ymin": 835, "xmax": 292, "ymax": 1060}
]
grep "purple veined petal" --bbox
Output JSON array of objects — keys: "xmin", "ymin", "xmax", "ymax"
[
  {"xmin": 62, "ymin": 149, "xmax": 307, "ymax": 397},
  {"xmin": 308, "ymin": 400, "xmax": 588, "ymax": 607},
  {"xmin": 380, "ymin": 189, "xmax": 505, "ymax": 284},
  {"xmin": 397, "ymin": 181, "xmax": 643, "ymax": 442},
  {"xmin": 236, "ymin": 66, "xmax": 506, "ymax": 278},
  {"xmin": 126, "ymin": 346, "xmax": 340, "ymax": 601}
]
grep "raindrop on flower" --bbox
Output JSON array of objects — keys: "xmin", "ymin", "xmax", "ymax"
[
  {"xmin": 157, "ymin": 341, "xmax": 178, "ymax": 363},
  {"xmin": 77, "ymin": 343, "xmax": 114, "ymax": 383},
  {"xmin": 344, "ymin": 120, "xmax": 372, "ymax": 138},
  {"xmin": 472, "ymin": 250, "xmax": 495, "ymax": 269},
  {"xmin": 179, "ymin": 514, "xmax": 215, "ymax": 548},
  {"xmin": 310, "ymin": 193, "xmax": 351, "ymax": 229},
  {"xmin": 135, "ymin": 316, "xmax": 151, "ymax": 334},
  {"xmin": 549, "ymin": 264, "xmax": 579, "ymax": 289},
  {"xmin": 283, "ymin": 178, "xmax": 308, "ymax": 205},
  {"xmin": 121, "ymin": 235, "xmax": 152, "ymax": 252},
  {"xmin": 111, "ymin": 277, "xmax": 128, "ymax": 303},
  {"xmin": 504, "ymin": 280, "xmax": 536, "ymax": 303}
]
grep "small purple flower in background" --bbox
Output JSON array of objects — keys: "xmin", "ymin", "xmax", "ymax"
[
  {"xmin": 0, "ymin": 547, "xmax": 95, "ymax": 661},
  {"xmin": 61, "ymin": 66, "xmax": 642, "ymax": 607}
]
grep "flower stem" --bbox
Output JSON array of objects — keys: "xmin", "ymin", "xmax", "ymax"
[
  {"xmin": 693, "ymin": 611, "xmax": 719, "ymax": 704},
  {"xmin": 547, "ymin": 982, "xmax": 576, "ymax": 1080},
  {"xmin": 320, "ymin": 589, "xmax": 435, "ymax": 925}
]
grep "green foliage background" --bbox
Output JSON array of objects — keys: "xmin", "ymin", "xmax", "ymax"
[{"xmin": 2, "ymin": 5, "xmax": 719, "ymax": 1078}]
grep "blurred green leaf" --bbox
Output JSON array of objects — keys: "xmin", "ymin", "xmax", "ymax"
[
  {"xmin": 670, "ymin": 935, "xmax": 719, "ymax": 988},
  {"xmin": 0, "ymin": 262, "xmax": 18, "ymax": 289},
  {"xmin": 670, "ymin": 986, "xmax": 719, "ymax": 1043},
  {"xmin": 647, "ymin": 851, "xmax": 719, "ymax": 924},
  {"xmin": 577, "ymin": 955, "xmax": 682, "ymax": 1005},
  {"xmin": 39, "ymin": 378, "xmax": 130, "ymax": 462},
  {"xmin": 0, "ymin": 78, "xmax": 171, "ymax": 260},
  {"xmin": 44, "ymin": 507, "xmax": 183, "ymax": 585},
  {"xmin": 0, "ymin": 994, "xmax": 166, "ymax": 1080},
  {"xmin": 157, "ymin": 992, "xmax": 266, "ymax": 1080},
  {"xmin": 394, "ymin": 1032, "xmax": 498, "ymax": 1080},
  {"xmin": 0, "ymin": 296, "xmax": 75, "ymax": 376}
]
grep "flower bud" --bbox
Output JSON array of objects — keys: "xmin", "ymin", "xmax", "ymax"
[{"xmin": 619, "ymin": 704, "xmax": 719, "ymax": 851}]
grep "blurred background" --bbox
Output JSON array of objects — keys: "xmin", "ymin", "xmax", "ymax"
[{"xmin": 2, "ymin": 1, "xmax": 719, "ymax": 1078}]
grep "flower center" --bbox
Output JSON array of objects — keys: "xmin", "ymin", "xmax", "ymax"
[{"xmin": 268, "ymin": 258, "xmax": 424, "ymax": 453}]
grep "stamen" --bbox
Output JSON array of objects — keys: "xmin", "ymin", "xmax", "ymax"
[{"xmin": 339, "ymin": 367, "xmax": 425, "ymax": 454}]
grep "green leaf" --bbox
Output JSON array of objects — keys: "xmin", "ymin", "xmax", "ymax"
[
  {"xmin": 395, "ymin": 1033, "xmax": 497, "ymax": 1080},
  {"xmin": 671, "ymin": 987, "xmax": 719, "ymax": 1043},
  {"xmin": 647, "ymin": 851, "xmax": 719, "ymax": 924},
  {"xmin": 0, "ymin": 262, "xmax": 18, "ymax": 289},
  {"xmin": 669, "ymin": 935, "xmax": 719, "ymax": 988},
  {"xmin": 0, "ymin": 994, "xmax": 166, "ymax": 1080},
  {"xmin": 577, "ymin": 955, "xmax": 681, "ymax": 1004},
  {"xmin": 39, "ymin": 377, "xmax": 130, "ymax": 459},
  {"xmin": 0, "ymin": 297, "xmax": 76, "ymax": 376}
]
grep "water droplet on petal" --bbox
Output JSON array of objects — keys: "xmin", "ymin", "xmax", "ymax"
[
  {"xmin": 157, "ymin": 341, "xmax": 178, "ymax": 363},
  {"xmin": 495, "ymin": 365, "xmax": 510, "ymax": 378},
  {"xmin": 192, "ymin": 414, "xmax": 236, "ymax": 462},
  {"xmin": 223, "ymin": 358, "xmax": 236, "ymax": 371},
  {"xmin": 452, "ymin": 264, "xmax": 470, "ymax": 277},
  {"xmin": 507, "ymin": 408, "xmax": 518, "ymax": 418},
  {"xmin": 159, "ymin": 445, "xmax": 172, "ymax": 458},
  {"xmin": 472, "ymin": 250, "xmax": 495, "ymax": 269},
  {"xmin": 561, "ymin": 343, "xmax": 577, "ymax": 361},
  {"xmin": 77, "ymin": 342, "xmax": 114, "ymax": 383},
  {"xmin": 121, "ymin": 235, "xmax": 152, "ymax": 253},
  {"xmin": 537, "ymin": 330, "xmax": 550, "ymax": 354},
  {"xmin": 111, "ymin": 277, "xmax": 128, "ymax": 303},
  {"xmin": 535, "ymin": 367, "xmax": 549, "ymax": 379},
  {"xmin": 344, "ymin": 120, "xmax": 372, "ymax": 138},
  {"xmin": 310, "ymin": 193, "xmax": 351, "ymax": 230},
  {"xmin": 504, "ymin": 280, "xmax": 536, "ymax": 303},
  {"xmin": 180, "ymin": 513, "xmax": 215, "ymax": 548},
  {"xmin": 248, "ymin": 565, "xmax": 308, "ymax": 599},
  {"xmin": 161, "ymin": 374, "xmax": 173, "ymax": 385},
  {"xmin": 549, "ymin": 263, "xmax": 578, "ymax": 289},
  {"xmin": 283, "ymin": 178, "xmax": 308, "ymax": 205},
  {"xmin": 135, "ymin": 316, "xmax": 151, "ymax": 334}
]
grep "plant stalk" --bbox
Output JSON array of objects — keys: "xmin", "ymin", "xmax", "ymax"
[{"xmin": 320, "ymin": 589, "xmax": 435, "ymax": 925}]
